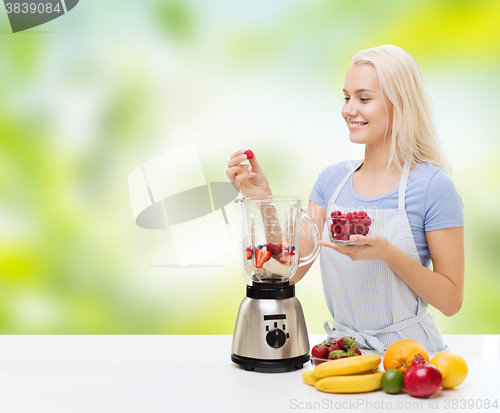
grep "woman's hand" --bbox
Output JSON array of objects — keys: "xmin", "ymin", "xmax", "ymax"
[
  {"xmin": 226, "ymin": 149, "xmax": 272, "ymax": 198},
  {"xmin": 317, "ymin": 234, "xmax": 396, "ymax": 262}
]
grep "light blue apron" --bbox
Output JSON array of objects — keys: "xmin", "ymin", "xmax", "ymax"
[{"xmin": 321, "ymin": 160, "xmax": 448, "ymax": 354}]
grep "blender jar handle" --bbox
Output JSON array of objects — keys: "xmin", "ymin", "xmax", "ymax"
[{"xmin": 298, "ymin": 209, "xmax": 321, "ymax": 267}]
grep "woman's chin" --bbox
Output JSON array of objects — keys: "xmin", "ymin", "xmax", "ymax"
[{"xmin": 348, "ymin": 135, "xmax": 366, "ymax": 144}]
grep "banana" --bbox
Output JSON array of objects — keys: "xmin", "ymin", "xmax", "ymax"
[
  {"xmin": 302, "ymin": 370, "xmax": 320, "ymax": 386},
  {"xmin": 311, "ymin": 354, "xmax": 381, "ymax": 379},
  {"xmin": 351, "ymin": 367, "xmax": 380, "ymax": 375},
  {"xmin": 262, "ymin": 258, "xmax": 288, "ymax": 276},
  {"xmin": 314, "ymin": 371, "xmax": 384, "ymax": 394},
  {"xmin": 303, "ymin": 366, "xmax": 379, "ymax": 387}
]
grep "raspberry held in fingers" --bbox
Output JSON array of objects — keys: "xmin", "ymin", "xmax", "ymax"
[{"xmin": 244, "ymin": 150, "xmax": 254, "ymax": 159}]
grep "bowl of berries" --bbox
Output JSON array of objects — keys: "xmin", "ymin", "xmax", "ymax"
[
  {"xmin": 310, "ymin": 336, "xmax": 364, "ymax": 366},
  {"xmin": 327, "ymin": 210, "xmax": 372, "ymax": 245}
]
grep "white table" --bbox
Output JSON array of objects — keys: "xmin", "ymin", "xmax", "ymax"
[{"xmin": 0, "ymin": 335, "xmax": 498, "ymax": 412}]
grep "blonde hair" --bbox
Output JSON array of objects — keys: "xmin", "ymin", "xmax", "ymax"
[{"xmin": 351, "ymin": 45, "xmax": 449, "ymax": 174}]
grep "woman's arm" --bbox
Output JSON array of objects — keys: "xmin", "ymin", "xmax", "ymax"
[
  {"xmin": 289, "ymin": 201, "xmax": 326, "ymax": 284},
  {"xmin": 318, "ymin": 226, "xmax": 465, "ymax": 316},
  {"xmin": 390, "ymin": 226, "xmax": 464, "ymax": 316}
]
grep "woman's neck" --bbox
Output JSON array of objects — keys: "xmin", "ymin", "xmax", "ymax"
[
  {"xmin": 359, "ymin": 143, "xmax": 395, "ymax": 175},
  {"xmin": 352, "ymin": 144, "xmax": 407, "ymax": 197}
]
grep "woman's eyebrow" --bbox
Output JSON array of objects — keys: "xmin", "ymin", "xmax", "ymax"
[{"xmin": 342, "ymin": 88, "xmax": 375, "ymax": 94}]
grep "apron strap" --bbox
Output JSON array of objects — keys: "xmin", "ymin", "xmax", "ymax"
[
  {"xmin": 324, "ymin": 308, "xmax": 429, "ymax": 353},
  {"xmin": 397, "ymin": 160, "xmax": 412, "ymax": 210},
  {"xmin": 331, "ymin": 160, "xmax": 363, "ymax": 203}
]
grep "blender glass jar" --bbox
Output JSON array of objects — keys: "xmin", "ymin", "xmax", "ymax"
[{"xmin": 235, "ymin": 196, "xmax": 320, "ymax": 282}]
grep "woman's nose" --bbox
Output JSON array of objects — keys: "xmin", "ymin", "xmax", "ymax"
[{"xmin": 341, "ymin": 100, "xmax": 356, "ymax": 118}]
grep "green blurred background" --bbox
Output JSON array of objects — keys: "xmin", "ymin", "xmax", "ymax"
[{"xmin": 0, "ymin": 0, "xmax": 499, "ymax": 334}]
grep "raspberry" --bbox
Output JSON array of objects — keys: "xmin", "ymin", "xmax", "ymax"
[
  {"xmin": 244, "ymin": 150, "xmax": 254, "ymax": 159},
  {"xmin": 361, "ymin": 217, "xmax": 372, "ymax": 227},
  {"xmin": 343, "ymin": 223, "xmax": 353, "ymax": 234},
  {"xmin": 332, "ymin": 224, "xmax": 343, "ymax": 235},
  {"xmin": 266, "ymin": 243, "xmax": 281, "ymax": 255},
  {"xmin": 354, "ymin": 224, "xmax": 368, "ymax": 235},
  {"xmin": 345, "ymin": 212, "xmax": 353, "ymax": 220}
]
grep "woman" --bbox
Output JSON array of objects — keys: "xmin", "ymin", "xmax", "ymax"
[{"xmin": 226, "ymin": 45, "xmax": 464, "ymax": 354}]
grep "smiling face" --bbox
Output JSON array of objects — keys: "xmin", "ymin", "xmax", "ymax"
[{"xmin": 341, "ymin": 63, "xmax": 393, "ymax": 146}]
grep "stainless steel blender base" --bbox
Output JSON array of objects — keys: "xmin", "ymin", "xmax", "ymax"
[{"xmin": 231, "ymin": 282, "xmax": 310, "ymax": 372}]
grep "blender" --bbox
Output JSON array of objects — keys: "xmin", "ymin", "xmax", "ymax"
[{"xmin": 231, "ymin": 196, "xmax": 321, "ymax": 371}]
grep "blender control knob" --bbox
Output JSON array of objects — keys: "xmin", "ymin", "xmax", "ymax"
[{"xmin": 266, "ymin": 328, "xmax": 286, "ymax": 349}]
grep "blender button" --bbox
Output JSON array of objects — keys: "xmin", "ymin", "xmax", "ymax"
[
  {"xmin": 274, "ymin": 322, "xmax": 278, "ymax": 328},
  {"xmin": 286, "ymin": 333, "xmax": 290, "ymax": 338},
  {"xmin": 266, "ymin": 325, "xmax": 269, "ymax": 331},
  {"xmin": 283, "ymin": 324, "xmax": 286, "ymax": 330}
]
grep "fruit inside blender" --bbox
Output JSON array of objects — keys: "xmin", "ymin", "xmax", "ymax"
[
  {"xmin": 246, "ymin": 202, "xmax": 298, "ymax": 281},
  {"xmin": 245, "ymin": 239, "xmax": 296, "ymax": 281}
]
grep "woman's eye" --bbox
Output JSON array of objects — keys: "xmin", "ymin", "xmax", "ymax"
[{"xmin": 343, "ymin": 97, "xmax": 370, "ymax": 102}]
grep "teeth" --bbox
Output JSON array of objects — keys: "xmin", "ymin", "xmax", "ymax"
[{"xmin": 349, "ymin": 122, "xmax": 367, "ymax": 127}]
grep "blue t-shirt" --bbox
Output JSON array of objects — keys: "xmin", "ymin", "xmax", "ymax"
[{"xmin": 309, "ymin": 160, "xmax": 464, "ymax": 267}]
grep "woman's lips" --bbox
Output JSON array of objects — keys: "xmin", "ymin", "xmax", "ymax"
[{"xmin": 348, "ymin": 122, "xmax": 368, "ymax": 131}]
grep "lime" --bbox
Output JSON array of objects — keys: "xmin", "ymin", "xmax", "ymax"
[{"xmin": 381, "ymin": 369, "xmax": 404, "ymax": 394}]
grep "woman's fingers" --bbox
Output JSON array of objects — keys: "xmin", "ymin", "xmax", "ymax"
[
  {"xmin": 228, "ymin": 150, "xmax": 247, "ymax": 167},
  {"xmin": 227, "ymin": 149, "xmax": 250, "ymax": 183},
  {"xmin": 230, "ymin": 149, "xmax": 246, "ymax": 159},
  {"xmin": 233, "ymin": 169, "xmax": 256, "ymax": 186},
  {"xmin": 226, "ymin": 164, "xmax": 250, "ymax": 183},
  {"xmin": 248, "ymin": 154, "xmax": 263, "ymax": 173},
  {"xmin": 318, "ymin": 240, "xmax": 341, "ymax": 250},
  {"xmin": 226, "ymin": 149, "xmax": 263, "ymax": 186}
]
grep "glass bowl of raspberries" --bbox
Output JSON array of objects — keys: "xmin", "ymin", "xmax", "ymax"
[{"xmin": 327, "ymin": 209, "xmax": 372, "ymax": 245}]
